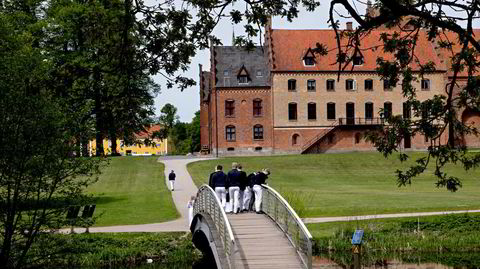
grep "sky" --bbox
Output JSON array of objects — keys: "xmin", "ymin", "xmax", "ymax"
[{"xmin": 151, "ymin": 1, "xmax": 477, "ymax": 122}]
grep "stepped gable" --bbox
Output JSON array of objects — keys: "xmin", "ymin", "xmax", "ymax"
[
  {"xmin": 213, "ymin": 46, "xmax": 269, "ymax": 88},
  {"xmin": 200, "ymin": 70, "xmax": 211, "ymax": 102},
  {"xmin": 270, "ymin": 29, "xmax": 447, "ymax": 72}
]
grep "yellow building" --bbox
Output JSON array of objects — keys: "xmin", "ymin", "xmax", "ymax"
[{"xmin": 89, "ymin": 125, "xmax": 170, "ymax": 156}]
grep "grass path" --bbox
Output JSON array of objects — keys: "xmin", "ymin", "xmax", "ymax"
[
  {"xmin": 87, "ymin": 157, "xmax": 179, "ymax": 226},
  {"xmin": 187, "ymin": 152, "xmax": 480, "ymax": 218}
]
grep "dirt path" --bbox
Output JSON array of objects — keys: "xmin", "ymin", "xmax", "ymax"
[{"xmin": 303, "ymin": 209, "xmax": 480, "ymax": 224}]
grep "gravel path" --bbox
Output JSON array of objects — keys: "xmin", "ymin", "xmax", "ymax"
[{"xmin": 303, "ymin": 209, "xmax": 480, "ymax": 224}]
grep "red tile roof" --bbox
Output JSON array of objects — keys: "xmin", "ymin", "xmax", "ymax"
[
  {"xmin": 135, "ymin": 125, "xmax": 163, "ymax": 139},
  {"xmin": 270, "ymin": 29, "xmax": 447, "ymax": 72},
  {"xmin": 435, "ymin": 29, "xmax": 480, "ymax": 77}
]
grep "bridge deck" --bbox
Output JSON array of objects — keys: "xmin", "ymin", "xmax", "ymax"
[{"xmin": 228, "ymin": 212, "xmax": 304, "ymax": 269}]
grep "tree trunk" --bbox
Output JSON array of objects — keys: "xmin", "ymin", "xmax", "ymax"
[
  {"xmin": 110, "ymin": 133, "xmax": 118, "ymax": 156},
  {"xmin": 81, "ymin": 135, "xmax": 89, "ymax": 157},
  {"xmin": 94, "ymin": 70, "xmax": 104, "ymax": 157}
]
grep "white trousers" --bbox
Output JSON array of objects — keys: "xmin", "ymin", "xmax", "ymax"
[
  {"xmin": 215, "ymin": 187, "xmax": 227, "ymax": 209},
  {"xmin": 242, "ymin": 187, "xmax": 252, "ymax": 211},
  {"xmin": 253, "ymin": 185, "xmax": 263, "ymax": 212},
  {"xmin": 229, "ymin": 186, "xmax": 240, "ymax": 213},
  {"xmin": 169, "ymin": 180, "xmax": 175, "ymax": 191}
]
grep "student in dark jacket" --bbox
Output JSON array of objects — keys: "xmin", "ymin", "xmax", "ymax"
[
  {"xmin": 168, "ymin": 170, "xmax": 176, "ymax": 191},
  {"xmin": 253, "ymin": 168, "xmax": 270, "ymax": 213},
  {"xmin": 244, "ymin": 172, "xmax": 257, "ymax": 212},
  {"xmin": 227, "ymin": 162, "xmax": 242, "ymax": 213},
  {"xmin": 210, "ymin": 165, "xmax": 227, "ymax": 209}
]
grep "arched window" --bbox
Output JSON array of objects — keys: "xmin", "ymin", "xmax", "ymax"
[
  {"xmin": 421, "ymin": 79, "xmax": 430, "ymax": 90},
  {"xmin": 253, "ymin": 125, "xmax": 264, "ymax": 140},
  {"xmin": 226, "ymin": 125, "xmax": 236, "ymax": 141},
  {"xmin": 307, "ymin": 79, "xmax": 316, "ymax": 91},
  {"xmin": 308, "ymin": 102, "xmax": 317, "ymax": 120},
  {"xmin": 365, "ymin": 102, "xmax": 373, "ymax": 119},
  {"xmin": 292, "ymin": 134, "xmax": 300, "ymax": 146},
  {"xmin": 225, "ymin": 100, "xmax": 235, "ymax": 117},
  {"xmin": 253, "ymin": 99, "xmax": 262, "ymax": 116},
  {"xmin": 383, "ymin": 102, "xmax": 392, "ymax": 118},
  {"xmin": 346, "ymin": 79, "xmax": 355, "ymax": 91},
  {"xmin": 327, "ymin": 102, "xmax": 336, "ymax": 120},
  {"xmin": 288, "ymin": 102, "xmax": 297, "ymax": 120},
  {"xmin": 288, "ymin": 79, "xmax": 297, "ymax": 91},
  {"xmin": 355, "ymin": 133, "xmax": 361, "ymax": 144},
  {"xmin": 364, "ymin": 79, "xmax": 373, "ymax": 91},
  {"xmin": 326, "ymin": 79, "xmax": 335, "ymax": 91}
]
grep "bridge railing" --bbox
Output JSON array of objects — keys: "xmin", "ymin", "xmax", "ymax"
[
  {"xmin": 193, "ymin": 185, "xmax": 236, "ymax": 269},
  {"xmin": 261, "ymin": 185, "xmax": 313, "ymax": 269}
]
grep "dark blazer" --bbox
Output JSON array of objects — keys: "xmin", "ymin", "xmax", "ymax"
[
  {"xmin": 253, "ymin": 172, "xmax": 268, "ymax": 185},
  {"xmin": 238, "ymin": 171, "xmax": 248, "ymax": 191},
  {"xmin": 211, "ymin": 171, "xmax": 227, "ymax": 188},
  {"xmin": 168, "ymin": 172, "xmax": 176, "ymax": 181},
  {"xmin": 227, "ymin": 169, "xmax": 241, "ymax": 187}
]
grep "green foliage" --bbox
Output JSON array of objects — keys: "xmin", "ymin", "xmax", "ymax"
[
  {"xmin": 0, "ymin": 5, "xmax": 105, "ymax": 268},
  {"xmin": 157, "ymin": 104, "xmax": 200, "ymax": 155},
  {"xmin": 27, "ymin": 232, "xmax": 200, "ymax": 268},
  {"xmin": 310, "ymin": 214, "xmax": 480, "ymax": 268}
]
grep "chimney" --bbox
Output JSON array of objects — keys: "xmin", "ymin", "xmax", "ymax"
[{"xmin": 346, "ymin": 22, "xmax": 353, "ymax": 31}]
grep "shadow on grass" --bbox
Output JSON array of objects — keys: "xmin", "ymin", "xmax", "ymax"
[{"xmin": 92, "ymin": 195, "xmax": 127, "ymax": 205}]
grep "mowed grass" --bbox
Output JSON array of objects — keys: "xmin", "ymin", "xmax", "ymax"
[
  {"xmin": 87, "ymin": 157, "xmax": 179, "ymax": 226},
  {"xmin": 187, "ymin": 152, "xmax": 480, "ymax": 217}
]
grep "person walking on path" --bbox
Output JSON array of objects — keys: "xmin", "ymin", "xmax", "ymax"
[
  {"xmin": 187, "ymin": 196, "xmax": 195, "ymax": 227},
  {"xmin": 168, "ymin": 170, "xmax": 176, "ymax": 191},
  {"xmin": 211, "ymin": 165, "xmax": 228, "ymax": 209},
  {"xmin": 237, "ymin": 164, "xmax": 248, "ymax": 212},
  {"xmin": 252, "ymin": 169, "xmax": 270, "ymax": 213},
  {"xmin": 227, "ymin": 162, "xmax": 242, "ymax": 214}
]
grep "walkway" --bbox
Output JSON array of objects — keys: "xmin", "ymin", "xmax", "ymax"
[
  {"xmin": 64, "ymin": 156, "xmax": 212, "ymax": 233},
  {"xmin": 229, "ymin": 213, "xmax": 304, "ymax": 269},
  {"xmin": 303, "ymin": 209, "xmax": 480, "ymax": 224}
]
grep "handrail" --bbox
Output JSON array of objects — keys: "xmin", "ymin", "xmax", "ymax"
[
  {"xmin": 261, "ymin": 184, "xmax": 313, "ymax": 269},
  {"xmin": 301, "ymin": 120, "xmax": 338, "ymax": 152},
  {"xmin": 338, "ymin": 117, "xmax": 385, "ymax": 126},
  {"xmin": 193, "ymin": 185, "xmax": 236, "ymax": 269}
]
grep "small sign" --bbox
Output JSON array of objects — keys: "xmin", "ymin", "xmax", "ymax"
[
  {"xmin": 351, "ymin": 229, "xmax": 364, "ymax": 245},
  {"xmin": 352, "ymin": 245, "xmax": 360, "ymax": 254}
]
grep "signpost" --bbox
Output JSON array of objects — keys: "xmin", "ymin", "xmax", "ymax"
[{"xmin": 352, "ymin": 230, "xmax": 364, "ymax": 269}]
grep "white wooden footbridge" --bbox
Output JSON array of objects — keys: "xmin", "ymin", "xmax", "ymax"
[{"xmin": 190, "ymin": 185, "xmax": 313, "ymax": 269}]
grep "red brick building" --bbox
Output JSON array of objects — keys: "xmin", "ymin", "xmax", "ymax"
[{"xmin": 200, "ymin": 20, "xmax": 479, "ymax": 156}]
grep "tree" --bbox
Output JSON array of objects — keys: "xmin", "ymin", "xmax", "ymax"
[
  {"xmin": 157, "ymin": 103, "xmax": 180, "ymax": 139},
  {"xmin": 185, "ymin": 0, "xmax": 480, "ymax": 191},
  {"xmin": 188, "ymin": 111, "xmax": 201, "ymax": 153},
  {"xmin": 0, "ymin": 6, "xmax": 104, "ymax": 268}
]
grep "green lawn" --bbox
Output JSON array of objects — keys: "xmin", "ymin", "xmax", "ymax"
[
  {"xmin": 187, "ymin": 152, "xmax": 480, "ymax": 217},
  {"xmin": 88, "ymin": 156, "xmax": 179, "ymax": 226}
]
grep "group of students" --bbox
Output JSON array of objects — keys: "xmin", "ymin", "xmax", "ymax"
[{"xmin": 208, "ymin": 162, "xmax": 270, "ymax": 214}]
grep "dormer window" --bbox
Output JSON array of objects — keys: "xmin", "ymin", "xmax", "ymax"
[
  {"xmin": 353, "ymin": 55, "xmax": 364, "ymax": 66},
  {"xmin": 237, "ymin": 65, "xmax": 250, "ymax": 84},
  {"xmin": 238, "ymin": 75, "xmax": 248, "ymax": 84},
  {"xmin": 303, "ymin": 48, "xmax": 316, "ymax": 66}
]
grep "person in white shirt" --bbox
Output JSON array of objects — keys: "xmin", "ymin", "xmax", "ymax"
[{"xmin": 187, "ymin": 196, "xmax": 195, "ymax": 227}]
